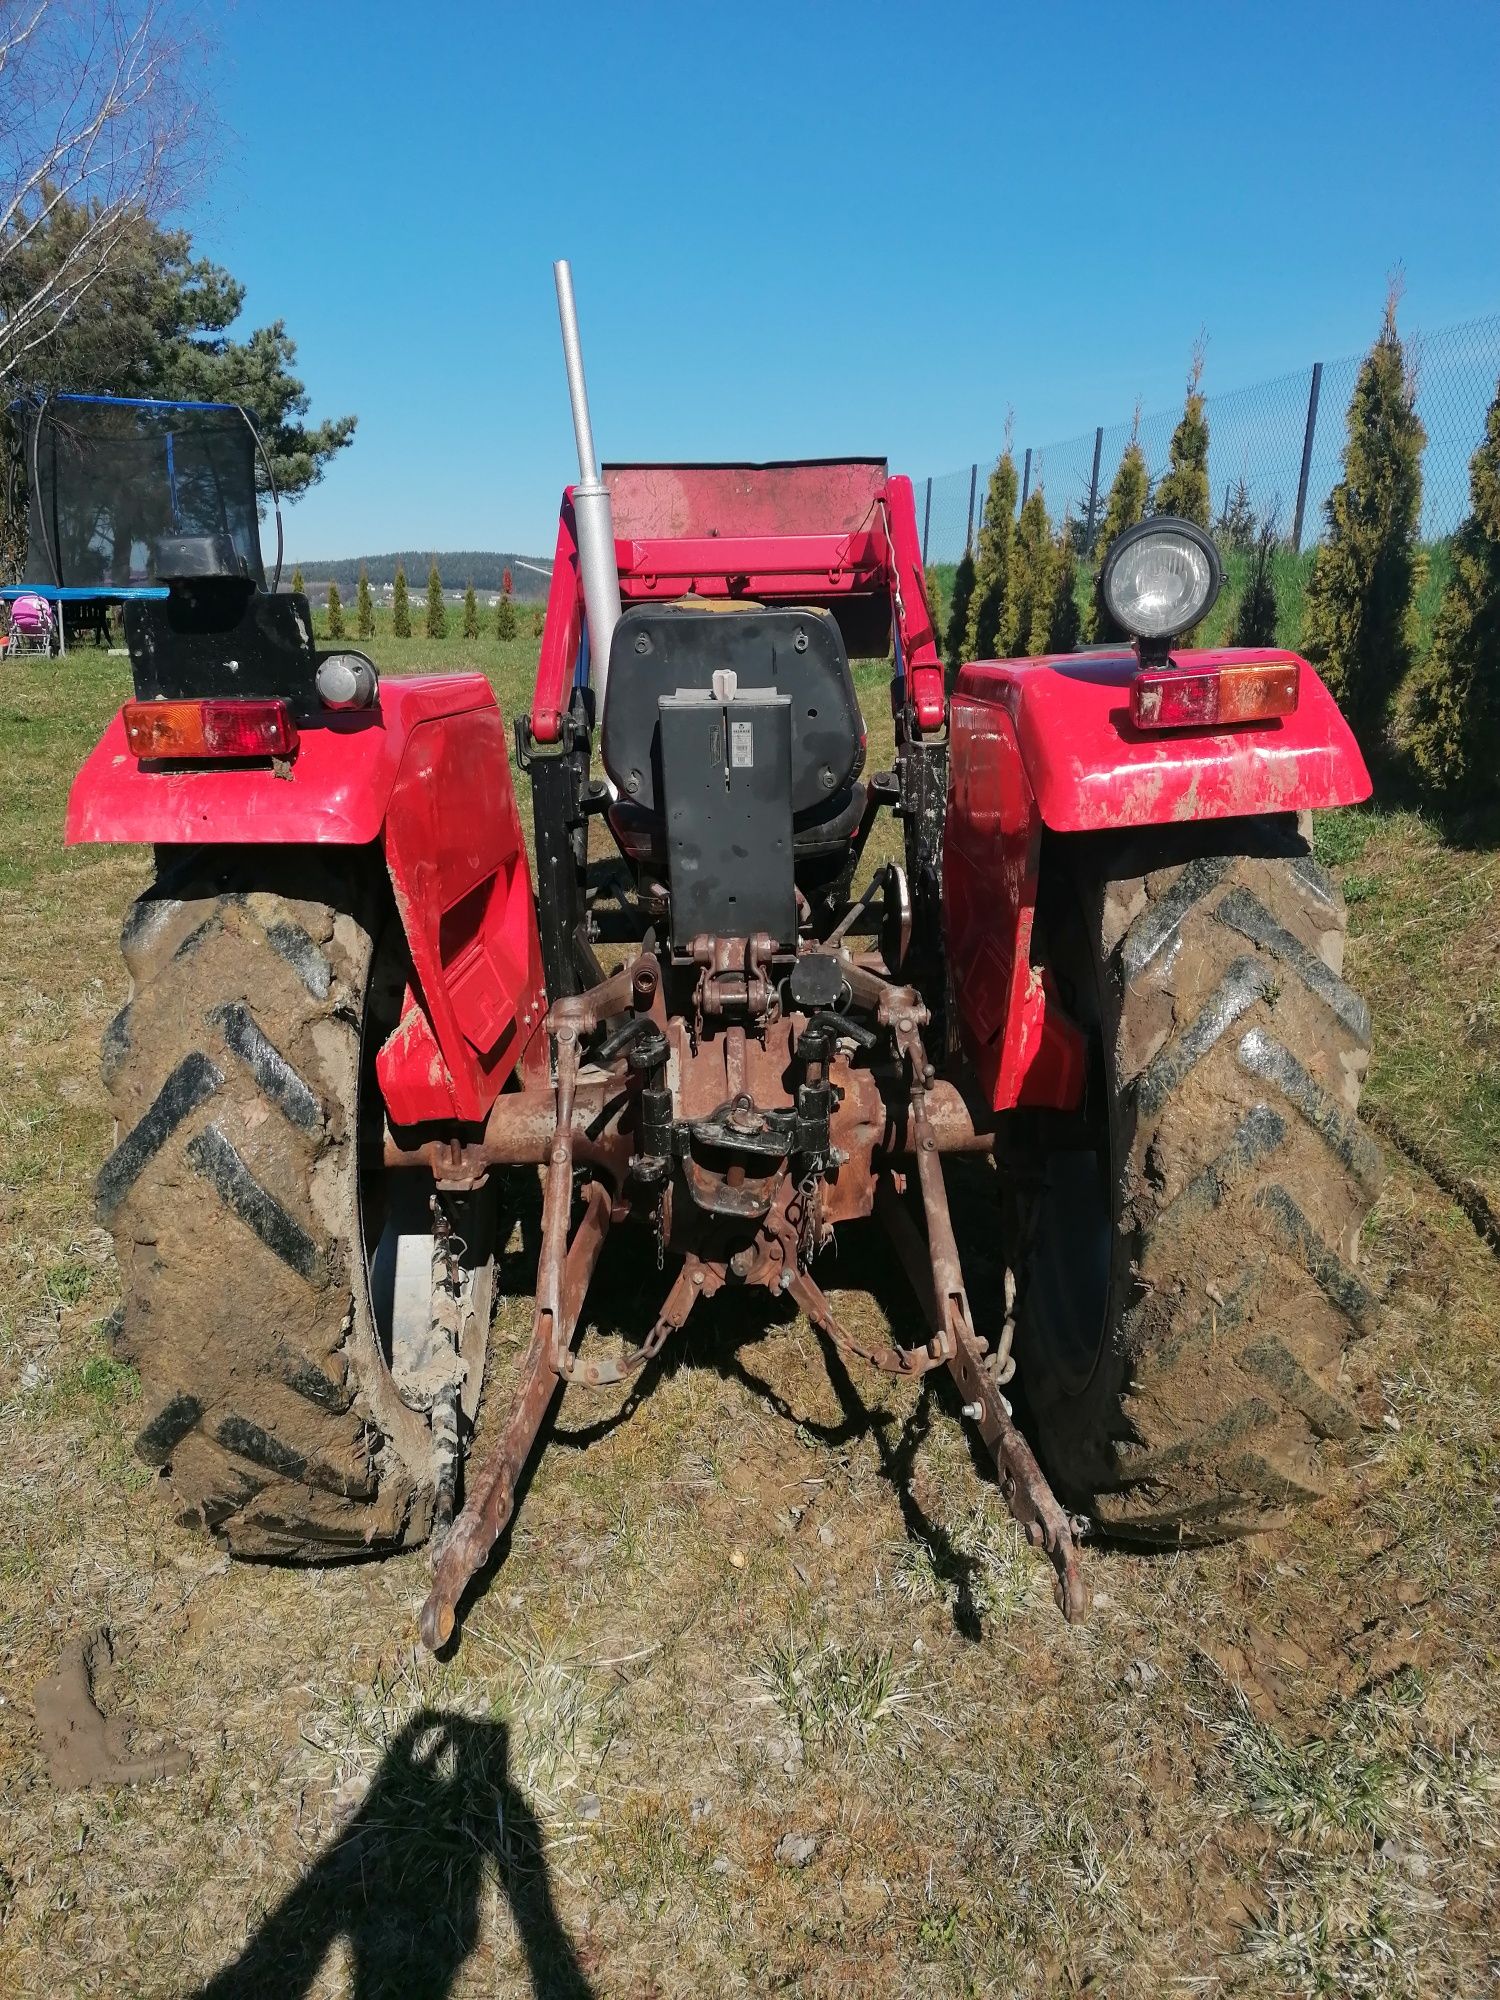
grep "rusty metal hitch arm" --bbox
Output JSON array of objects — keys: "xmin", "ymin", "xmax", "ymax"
[{"xmin": 894, "ymin": 1020, "xmax": 1090, "ymax": 1625}]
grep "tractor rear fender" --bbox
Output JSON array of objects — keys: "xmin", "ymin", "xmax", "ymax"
[
  {"xmin": 944, "ymin": 648, "xmax": 1371, "ymax": 1115},
  {"xmin": 66, "ymin": 673, "xmax": 546, "ymax": 1126}
]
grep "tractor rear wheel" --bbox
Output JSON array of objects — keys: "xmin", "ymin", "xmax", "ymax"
[
  {"xmin": 99, "ymin": 848, "xmax": 462, "ymax": 1559},
  {"xmin": 1015, "ymin": 817, "xmax": 1380, "ymax": 1544}
]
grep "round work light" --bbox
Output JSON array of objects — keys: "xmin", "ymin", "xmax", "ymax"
[{"xmin": 1099, "ymin": 517, "xmax": 1223, "ymax": 647}]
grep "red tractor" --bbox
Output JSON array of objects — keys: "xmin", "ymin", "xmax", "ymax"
[{"xmin": 64, "ymin": 268, "xmax": 1376, "ymax": 1649}]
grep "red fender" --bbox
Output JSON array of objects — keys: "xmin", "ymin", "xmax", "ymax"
[
  {"xmin": 944, "ymin": 648, "xmax": 1371, "ymax": 1114},
  {"xmin": 953, "ymin": 647, "xmax": 1371, "ymax": 833},
  {"xmin": 66, "ymin": 674, "xmax": 546, "ymax": 1126}
]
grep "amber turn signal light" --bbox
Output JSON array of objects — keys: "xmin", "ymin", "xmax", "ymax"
[
  {"xmin": 1131, "ymin": 658, "xmax": 1300, "ymax": 732},
  {"xmin": 122, "ymin": 698, "xmax": 299, "ymax": 760}
]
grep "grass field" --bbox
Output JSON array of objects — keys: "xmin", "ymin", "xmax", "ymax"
[{"xmin": 0, "ymin": 631, "xmax": 1496, "ymax": 1998}]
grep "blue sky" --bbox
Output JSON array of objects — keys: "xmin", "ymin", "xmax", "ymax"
[{"xmin": 197, "ymin": 0, "xmax": 1500, "ymax": 559}]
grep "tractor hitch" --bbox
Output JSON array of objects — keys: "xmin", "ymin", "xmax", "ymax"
[{"xmin": 415, "ymin": 946, "xmax": 1090, "ymax": 1652}]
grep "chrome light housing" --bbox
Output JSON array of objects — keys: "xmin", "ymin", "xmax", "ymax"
[
  {"xmin": 315, "ymin": 651, "xmax": 380, "ymax": 709},
  {"xmin": 1100, "ymin": 517, "xmax": 1223, "ymax": 646}
]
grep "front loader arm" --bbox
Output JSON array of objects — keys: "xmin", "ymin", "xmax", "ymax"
[{"xmin": 880, "ymin": 473, "xmax": 945, "ymax": 733}]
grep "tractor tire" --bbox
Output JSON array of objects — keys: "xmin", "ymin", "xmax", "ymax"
[
  {"xmin": 1015, "ymin": 817, "xmax": 1381, "ymax": 1544},
  {"xmin": 98, "ymin": 848, "xmax": 441, "ymax": 1560}
]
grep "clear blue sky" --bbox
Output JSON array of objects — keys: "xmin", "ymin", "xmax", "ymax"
[{"xmin": 196, "ymin": 0, "xmax": 1500, "ymax": 559}]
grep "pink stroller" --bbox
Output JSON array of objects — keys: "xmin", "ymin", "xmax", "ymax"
[{"xmin": 4, "ymin": 593, "xmax": 56, "ymax": 658}]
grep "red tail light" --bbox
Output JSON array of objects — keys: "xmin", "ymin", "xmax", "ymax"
[
  {"xmin": 123, "ymin": 698, "xmax": 299, "ymax": 760},
  {"xmin": 1131, "ymin": 658, "xmax": 1300, "ymax": 731}
]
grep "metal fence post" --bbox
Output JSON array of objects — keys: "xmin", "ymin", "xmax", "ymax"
[
  {"xmin": 1020, "ymin": 447, "xmax": 1032, "ymax": 509},
  {"xmin": 1084, "ymin": 427, "xmax": 1104, "ymax": 546},
  {"xmin": 1291, "ymin": 362, "xmax": 1324, "ymax": 553},
  {"xmin": 965, "ymin": 463, "xmax": 978, "ymax": 553},
  {"xmin": 921, "ymin": 476, "xmax": 932, "ymax": 564}
]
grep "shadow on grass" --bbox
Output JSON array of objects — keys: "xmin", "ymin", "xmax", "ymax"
[
  {"xmin": 472, "ymin": 1196, "xmax": 1016, "ymax": 1647},
  {"xmin": 1326, "ymin": 757, "xmax": 1500, "ymax": 858},
  {"xmin": 192, "ymin": 1711, "xmax": 593, "ymax": 2000}
]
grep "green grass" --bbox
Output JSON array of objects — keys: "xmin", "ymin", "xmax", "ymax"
[{"xmin": 755, "ymin": 1622, "xmax": 915, "ymax": 1752}]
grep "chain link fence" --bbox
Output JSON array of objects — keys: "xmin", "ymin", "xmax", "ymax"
[{"xmin": 916, "ymin": 312, "xmax": 1500, "ymax": 566}]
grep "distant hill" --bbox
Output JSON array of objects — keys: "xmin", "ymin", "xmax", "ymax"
[{"xmin": 286, "ymin": 551, "xmax": 552, "ymax": 598}]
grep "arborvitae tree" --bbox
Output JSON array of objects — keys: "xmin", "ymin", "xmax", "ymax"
[
  {"xmin": 425, "ymin": 559, "xmax": 447, "ymax": 640},
  {"xmin": 291, "ymin": 565, "xmax": 305, "ymax": 596},
  {"xmin": 1152, "ymin": 347, "xmax": 1211, "ymax": 526},
  {"xmin": 1045, "ymin": 516, "xmax": 1083, "ymax": 655},
  {"xmin": 532, "ymin": 604, "xmax": 546, "ymax": 639},
  {"xmin": 1089, "ymin": 423, "xmax": 1150, "ymax": 640},
  {"xmin": 1009, "ymin": 485, "xmax": 1057, "ymax": 656},
  {"xmin": 392, "ymin": 562, "xmax": 411, "ymax": 637},
  {"xmin": 495, "ymin": 584, "xmax": 517, "ymax": 640},
  {"xmin": 1401, "ymin": 373, "xmax": 1500, "ymax": 797},
  {"xmin": 1214, "ymin": 476, "xmax": 1258, "ymax": 552},
  {"xmin": 923, "ymin": 565, "xmax": 944, "ymax": 642},
  {"xmin": 1301, "ymin": 287, "xmax": 1426, "ymax": 749},
  {"xmin": 356, "ymin": 564, "xmax": 374, "ymax": 637},
  {"xmin": 964, "ymin": 445, "xmax": 1020, "ymax": 659},
  {"xmin": 462, "ymin": 580, "xmax": 479, "ymax": 639},
  {"xmin": 944, "ymin": 549, "xmax": 976, "ymax": 684},
  {"xmin": 325, "ymin": 580, "xmax": 344, "ymax": 639},
  {"xmin": 1231, "ymin": 519, "xmax": 1280, "ymax": 646}
]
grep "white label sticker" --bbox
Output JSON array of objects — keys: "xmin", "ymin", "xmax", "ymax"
[{"xmin": 730, "ymin": 720, "xmax": 754, "ymax": 769}]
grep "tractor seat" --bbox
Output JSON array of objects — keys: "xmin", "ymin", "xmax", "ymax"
[{"xmin": 599, "ymin": 600, "xmax": 865, "ymax": 822}]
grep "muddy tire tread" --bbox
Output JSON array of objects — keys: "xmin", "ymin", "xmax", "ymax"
[
  {"xmin": 100, "ymin": 851, "xmax": 429, "ymax": 1561},
  {"xmin": 1023, "ymin": 819, "xmax": 1378, "ymax": 1545}
]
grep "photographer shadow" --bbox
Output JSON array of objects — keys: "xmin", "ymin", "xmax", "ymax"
[{"xmin": 193, "ymin": 1709, "xmax": 594, "ymax": 2000}]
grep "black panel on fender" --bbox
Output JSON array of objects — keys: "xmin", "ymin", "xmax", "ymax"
[{"xmin": 600, "ymin": 602, "xmax": 863, "ymax": 819}]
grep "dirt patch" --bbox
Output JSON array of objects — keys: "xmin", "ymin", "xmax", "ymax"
[{"xmin": 34, "ymin": 1628, "xmax": 189, "ymax": 1789}]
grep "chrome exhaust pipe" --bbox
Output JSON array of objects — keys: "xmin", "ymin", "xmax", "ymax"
[{"xmin": 553, "ymin": 260, "xmax": 622, "ymax": 717}]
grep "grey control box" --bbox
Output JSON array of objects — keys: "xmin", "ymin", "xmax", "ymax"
[{"xmin": 657, "ymin": 686, "xmax": 796, "ymax": 946}]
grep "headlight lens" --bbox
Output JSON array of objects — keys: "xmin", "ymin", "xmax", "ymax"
[{"xmin": 1101, "ymin": 518, "xmax": 1222, "ymax": 642}]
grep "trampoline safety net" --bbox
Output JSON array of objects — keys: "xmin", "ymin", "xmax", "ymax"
[{"xmin": 23, "ymin": 395, "xmax": 265, "ymax": 588}]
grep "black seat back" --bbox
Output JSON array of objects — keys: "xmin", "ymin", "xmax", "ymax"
[{"xmin": 600, "ymin": 602, "xmax": 864, "ymax": 818}]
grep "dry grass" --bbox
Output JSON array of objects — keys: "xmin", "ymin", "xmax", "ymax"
[{"xmin": 0, "ymin": 641, "xmax": 1496, "ymax": 1997}]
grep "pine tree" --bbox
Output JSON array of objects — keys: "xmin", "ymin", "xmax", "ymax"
[
  {"xmin": 944, "ymin": 549, "xmax": 976, "ymax": 685},
  {"xmin": 1009, "ymin": 485, "xmax": 1057, "ymax": 656},
  {"xmin": 392, "ymin": 562, "xmax": 410, "ymax": 638},
  {"xmin": 964, "ymin": 445, "xmax": 1020, "ymax": 659},
  {"xmin": 1045, "ymin": 516, "xmax": 1083, "ymax": 655},
  {"xmin": 325, "ymin": 580, "xmax": 344, "ymax": 639},
  {"xmin": 1231, "ymin": 519, "xmax": 1280, "ymax": 646},
  {"xmin": 1214, "ymin": 477, "xmax": 1258, "ymax": 552},
  {"xmin": 1401, "ymin": 373, "xmax": 1500, "ymax": 797},
  {"xmin": 1301, "ymin": 286, "xmax": 1426, "ymax": 749},
  {"xmin": 355, "ymin": 564, "xmax": 374, "ymax": 638},
  {"xmin": 462, "ymin": 580, "xmax": 479, "ymax": 639},
  {"xmin": 1153, "ymin": 347, "xmax": 1211, "ymax": 527},
  {"xmin": 291, "ymin": 565, "xmax": 305, "ymax": 596},
  {"xmin": 426, "ymin": 560, "xmax": 447, "ymax": 640},
  {"xmin": 495, "ymin": 585, "xmax": 517, "ymax": 640},
  {"xmin": 1089, "ymin": 422, "xmax": 1150, "ymax": 640}
]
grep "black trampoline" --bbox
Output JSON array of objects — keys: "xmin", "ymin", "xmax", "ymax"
[{"xmin": 4, "ymin": 393, "xmax": 282, "ymax": 652}]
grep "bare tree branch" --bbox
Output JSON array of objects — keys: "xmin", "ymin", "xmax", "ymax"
[{"xmin": 0, "ymin": 0, "xmax": 207, "ymax": 384}]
